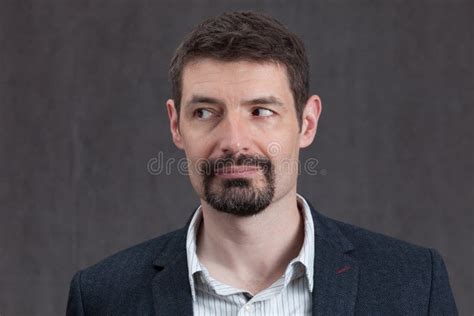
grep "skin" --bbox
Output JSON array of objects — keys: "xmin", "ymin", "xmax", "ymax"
[{"xmin": 166, "ymin": 58, "xmax": 322, "ymax": 294}]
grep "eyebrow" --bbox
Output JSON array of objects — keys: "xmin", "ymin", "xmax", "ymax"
[
  {"xmin": 242, "ymin": 96, "xmax": 284, "ymax": 107},
  {"xmin": 186, "ymin": 95, "xmax": 223, "ymax": 107},
  {"xmin": 185, "ymin": 95, "xmax": 284, "ymax": 108}
]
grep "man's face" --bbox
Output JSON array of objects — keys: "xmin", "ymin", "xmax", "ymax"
[{"xmin": 167, "ymin": 58, "xmax": 320, "ymax": 216}]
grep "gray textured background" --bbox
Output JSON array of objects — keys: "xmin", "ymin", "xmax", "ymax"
[{"xmin": 0, "ymin": 0, "xmax": 472, "ymax": 315}]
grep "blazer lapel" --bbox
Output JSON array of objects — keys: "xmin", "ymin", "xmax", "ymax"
[
  {"xmin": 308, "ymin": 202, "xmax": 360, "ymax": 315},
  {"xmin": 151, "ymin": 226, "xmax": 193, "ymax": 316}
]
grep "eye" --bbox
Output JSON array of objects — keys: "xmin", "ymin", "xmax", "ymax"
[
  {"xmin": 252, "ymin": 108, "xmax": 274, "ymax": 117},
  {"xmin": 193, "ymin": 108, "xmax": 214, "ymax": 120}
]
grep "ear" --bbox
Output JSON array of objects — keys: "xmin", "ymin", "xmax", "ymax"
[
  {"xmin": 299, "ymin": 95, "xmax": 322, "ymax": 148},
  {"xmin": 166, "ymin": 99, "xmax": 184, "ymax": 150}
]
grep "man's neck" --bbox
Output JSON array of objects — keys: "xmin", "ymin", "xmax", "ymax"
[{"xmin": 196, "ymin": 189, "xmax": 304, "ymax": 294}]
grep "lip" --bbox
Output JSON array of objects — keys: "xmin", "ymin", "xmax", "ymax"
[{"xmin": 215, "ymin": 166, "xmax": 260, "ymax": 178}]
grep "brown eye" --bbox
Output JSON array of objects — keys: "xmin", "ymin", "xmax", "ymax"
[
  {"xmin": 252, "ymin": 108, "xmax": 274, "ymax": 117},
  {"xmin": 194, "ymin": 108, "xmax": 213, "ymax": 119}
]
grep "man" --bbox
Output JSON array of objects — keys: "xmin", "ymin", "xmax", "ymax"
[{"xmin": 67, "ymin": 11, "xmax": 457, "ymax": 315}]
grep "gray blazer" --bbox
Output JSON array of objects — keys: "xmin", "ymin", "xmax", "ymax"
[{"xmin": 67, "ymin": 200, "xmax": 458, "ymax": 315}]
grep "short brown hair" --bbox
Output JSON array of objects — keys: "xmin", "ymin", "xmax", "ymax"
[{"xmin": 169, "ymin": 11, "xmax": 309, "ymax": 129}]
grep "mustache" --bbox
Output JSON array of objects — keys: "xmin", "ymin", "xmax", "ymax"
[{"xmin": 198, "ymin": 153, "xmax": 273, "ymax": 176}]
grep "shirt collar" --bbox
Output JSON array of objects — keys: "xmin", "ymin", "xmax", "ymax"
[{"xmin": 185, "ymin": 193, "xmax": 315, "ymax": 301}]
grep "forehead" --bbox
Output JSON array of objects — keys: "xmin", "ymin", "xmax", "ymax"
[{"xmin": 181, "ymin": 58, "xmax": 292, "ymax": 100}]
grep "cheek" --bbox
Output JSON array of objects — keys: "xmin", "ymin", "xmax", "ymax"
[
  {"xmin": 267, "ymin": 141, "xmax": 299, "ymax": 177},
  {"xmin": 265, "ymin": 136, "xmax": 298, "ymax": 159},
  {"xmin": 182, "ymin": 150, "xmax": 202, "ymax": 180},
  {"xmin": 182, "ymin": 137, "xmax": 213, "ymax": 162},
  {"xmin": 184, "ymin": 155, "xmax": 207, "ymax": 196}
]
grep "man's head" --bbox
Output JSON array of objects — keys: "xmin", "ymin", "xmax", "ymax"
[{"xmin": 166, "ymin": 12, "xmax": 321, "ymax": 217}]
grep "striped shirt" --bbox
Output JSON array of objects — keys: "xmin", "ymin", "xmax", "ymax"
[{"xmin": 186, "ymin": 193, "xmax": 315, "ymax": 315}]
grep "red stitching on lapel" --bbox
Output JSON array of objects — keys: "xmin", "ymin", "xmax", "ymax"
[{"xmin": 336, "ymin": 265, "xmax": 351, "ymax": 274}]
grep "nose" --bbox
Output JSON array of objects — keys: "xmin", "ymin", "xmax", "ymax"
[{"xmin": 216, "ymin": 112, "xmax": 250, "ymax": 155}]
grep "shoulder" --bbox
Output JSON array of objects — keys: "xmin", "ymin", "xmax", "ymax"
[
  {"xmin": 71, "ymin": 227, "xmax": 185, "ymax": 298},
  {"xmin": 324, "ymin": 215, "xmax": 457, "ymax": 312},
  {"xmin": 306, "ymin": 197, "xmax": 432, "ymax": 264},
  {"xmin": 315, "ymin": 210, "xmax": 434, "ymax": 285},
  {"xmin": 327, "ymin": 215, "xmax": 435, "ymax": 270},
  {"xmin": 67, "ymin": 228, "xmax": 187, "ymax": 314},
  {"xmin": 82, "ymin": 227, "xmax": 183, "ymax": 275},
  {"xmin": 334, "ymin": 216, "xmax": 430, "ymax": 255}
]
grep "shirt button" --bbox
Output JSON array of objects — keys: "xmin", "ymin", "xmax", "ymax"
[{"xmin": 245, "ymin": 304, "xmax": 253, "ymax": 311}]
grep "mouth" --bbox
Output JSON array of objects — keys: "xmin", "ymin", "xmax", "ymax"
[{"xmin": 215, "ymin": 166, "xmax": 260, "ymax": 178}]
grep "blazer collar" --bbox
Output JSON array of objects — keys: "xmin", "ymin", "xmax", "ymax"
[{"xmin": 151, "ymin": 198, "xmax": 359, "ymax": 315}]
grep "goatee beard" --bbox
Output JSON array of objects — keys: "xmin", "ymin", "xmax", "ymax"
[{"xmin": 199, "ymin": 153, "xmax": 275, "ymax": 217}]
